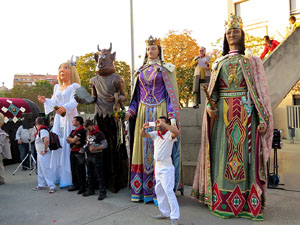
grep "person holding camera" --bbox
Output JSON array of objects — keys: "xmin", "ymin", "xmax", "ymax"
[
  {"xmin": 33, "ymin": 117, "xmax": 56, "ymax": 193},
  {"xmin": 66, "ymin": 116, "xmax": 87, "ymax": 194},
  {"xmin": 140, "ymin": 116, "xmax": 180, "ymax": 225},
  {"xmin": 82, "ymin": 120, "xmax": 108, "ymax": 200}
]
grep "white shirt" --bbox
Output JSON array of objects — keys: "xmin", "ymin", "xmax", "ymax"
[
  {"xmin": 197, "ymin": 56, "xmax": 210, "ymax": 68},
  {"xmin": 35, "ymin": 129, "xmax": 49, "ymax": 153},
  {"xmin": 15, "ymin": 125, "xmax": 36, "ymax": 143},
  {"xmin": 149, "ymin": 131, "xmax": 177, "ymax": 166}
]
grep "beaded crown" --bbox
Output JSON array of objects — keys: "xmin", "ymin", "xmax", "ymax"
[
  {"xmin": 225, "ymin": 13, "xmax": 243, "ymax": 30},
  {"xmin": 145, "ymin": 35, "xmax": 161, "ymax": 46}
]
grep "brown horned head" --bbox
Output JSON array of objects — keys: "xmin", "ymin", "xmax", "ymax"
[{"xmin": 94, "ymin": 42, "xmax": 116, "ymax": 76}]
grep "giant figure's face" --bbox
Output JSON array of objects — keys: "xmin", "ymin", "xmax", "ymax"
[
  {"xmin": 226, "ymin": 28, "xmax": 242, "ymax": 46},
  {"xmin": 147, "ymin": 45, "xmax": 159, "ymax": 60},
  {"xmin": 94, "ymin": 43, "xmax": 116, "ymax": 76},
  {"xmin": 58, "ymin": 64, "xmax": 71, "ymax": 83}
]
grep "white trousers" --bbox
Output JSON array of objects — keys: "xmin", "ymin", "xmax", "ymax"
[
  {"xmin": 37, "ymin": 151, "xmax": 55, "ymax": 189},
  {"xmin": 155, "ymin": 165, "xmax": 180, "ymax": 220}
]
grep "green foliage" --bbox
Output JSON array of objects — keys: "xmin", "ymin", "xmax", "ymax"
[
  {"xmin": 114, "ymin": 61, "xmax": 131, "ymax": 106},
  {"xmin": 176, "ymin": 67, "xmax": 194, "ymax": 107},
  {"xmin": 76, "ymin": 53, "xmax": 97, "ymax": 92},
  {"xmin": 8, "ymin": 80, "xmax": 53, "ymax": 111}
]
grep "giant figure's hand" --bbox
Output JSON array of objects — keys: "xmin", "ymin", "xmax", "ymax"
[
  {"xmin": 206, "ymin": 106, "xmax": 218, "ymax": 118},
  {"xmin": 125, "ymin": 112, "xmax": 131, "ymax": 121},
  {"xmin": 258, "ymin": 123, "xmax": 267, "ymax": 135},
  {"xmin": 106, "ymin": 94, "xmax": 114, "ymax": 103},
  {"xmin": 38, "ymin": 96, "xmax": 46, "ymax": 103},
  {"xmin": 56, "ymin": 106, "xmax": 66, "ymax": 115}
]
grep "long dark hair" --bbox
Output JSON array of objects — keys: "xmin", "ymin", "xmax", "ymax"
[{"xmin": 222, "ymin": 30, "xmax": 245, "ymax": 56}]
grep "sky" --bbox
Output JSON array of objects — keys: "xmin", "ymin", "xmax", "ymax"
[{"xmin": 0, "ymin": 0, "xmax": 227, "ymax": 89}]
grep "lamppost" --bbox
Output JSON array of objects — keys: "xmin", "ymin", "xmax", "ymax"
[{"xmin": 130, "ymin": 0, "xmax": 135, "ymax": 93}]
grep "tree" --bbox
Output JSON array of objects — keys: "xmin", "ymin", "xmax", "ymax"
[
  {"xmin": 114, "ymin": 61, "xmax": 131, "ymax": 106},
  {"xmin": 8, "ymin": 80, "xmax": 53, "ymax": 111},
  {"xmin": 161, "ymin": 30, "xmax": 199, "ymax": 107}
]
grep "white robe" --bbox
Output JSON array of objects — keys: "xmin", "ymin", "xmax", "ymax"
[{"xmin": 44, "ymin": 83, "xmax": 80, "ymax": 187}]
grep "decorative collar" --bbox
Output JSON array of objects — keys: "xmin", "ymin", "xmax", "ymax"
[
  {"xmin": 228, "ymin": 50, "xmax": 239, "ymax": 56},
  {"xmin": 146, "ymin": 59, "xmax": 161, "ymax": 66}
]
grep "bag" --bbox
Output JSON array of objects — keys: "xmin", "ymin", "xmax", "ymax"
[{"xmin": 39, "ymin": 128, "xmax": 62, "ymax": 151}]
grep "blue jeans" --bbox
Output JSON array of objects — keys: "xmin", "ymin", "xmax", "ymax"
[
  {"xmin": 171, "ymin": 140, "xmax": 180, "ymax": 192},
  {"xmin": 18, "ymin": 142, "xmax": 35, "ymax": 168}
]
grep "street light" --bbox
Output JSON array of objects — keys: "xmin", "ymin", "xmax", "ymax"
[{"xmin": 130, "ymin": 0, "xmax": 135, "ymax": 93}]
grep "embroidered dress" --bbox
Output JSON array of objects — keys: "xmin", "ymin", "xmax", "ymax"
[
  {"xmin": 129, "ymin": 60, "xmax": 180, "ymax": 204},
  {"xmin": 191, "ymin": 52, "xmax": 273, "ymax": 221}
]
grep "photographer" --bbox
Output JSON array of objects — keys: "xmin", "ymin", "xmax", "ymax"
[
  {"xmin": 82, "ymin": 120, "xmax": 108, "ymax": 201},
  {"xmin": 15, "ymin": 120, "xmax": 36, "ymax": 170}
]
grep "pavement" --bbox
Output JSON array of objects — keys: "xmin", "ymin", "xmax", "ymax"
[{"xmin": 0, "ymin": 140, "xmax": 300, "ymax": 225}]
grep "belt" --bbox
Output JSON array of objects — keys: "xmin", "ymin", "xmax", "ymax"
[{"xmin": 219, "ymin": 91, "xmax": 247, "ymax": 98}]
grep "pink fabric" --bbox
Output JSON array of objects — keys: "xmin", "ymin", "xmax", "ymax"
[{"xmin": 192, "ymin": 55, "xmax": 273, "ymax": 203}]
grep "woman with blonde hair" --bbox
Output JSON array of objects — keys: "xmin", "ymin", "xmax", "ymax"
[{"xmin": 38, "ymin": 60, "xmax": 81, "ymax": 188}]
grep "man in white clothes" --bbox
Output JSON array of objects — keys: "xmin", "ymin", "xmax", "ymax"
[
  {"xmin": 15, "ymin": 121, "xmax": 36, "ymax": 170},
  {"xmin": 33, "ymin": 117, "xmax": 56, "ymax": 193},
  {"xmin": 140, "ymin": 116, "xmax": 180, "ymax": 225}
]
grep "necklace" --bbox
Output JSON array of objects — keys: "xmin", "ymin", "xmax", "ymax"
[{"xmin": 228, "ymin": 51, "xmax": 239, "ymax": 88}]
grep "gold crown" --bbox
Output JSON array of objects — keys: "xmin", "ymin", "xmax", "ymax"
[
  {"xmin": 145, "ymin": 35, "xmax": 160, "ymax": 46},
  {"xmin": 225, "ymin": 13, "xmax": 243, "ymax": 30}
]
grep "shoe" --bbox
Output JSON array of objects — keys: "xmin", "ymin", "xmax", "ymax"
[
  {"xmin": 49, "ymin": 188, "xmax": 56, "ymax": 194},
  {"xmin": 22, "ymin": 167, "xmax": 27, "ymax": 171},
  {"xmin": 82, "ymin": 190, "xmax": 95, "ymax": 197},
  {"xmin": 0, "ymin": 181, "xmax": 5, "ymax": 185},
  {"xmin": 170, "ymin": 219, "xmax": 178, "ymax": 225},
  {"xmin": 77, "ymin": 189, "xmax": 86, "ymax": 194},
  {"xmin": 32, "ymin": 186, "xmax": 46, "ymax": 191},
  {"xmin": 98, "ymin": 193, "xmax": 106, "ymax": 201},
  {"xmin": 153, "ymin": 214, "xmax": 169, "ymax": 219},
  {"xmin": 68, "ymin": 185, "xmax": 79, "ymax": 192}
]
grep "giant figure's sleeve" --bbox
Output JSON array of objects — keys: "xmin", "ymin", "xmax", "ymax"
[
  {"xmin": 63, "ymin": 83, "xmax": 80, "ymax": 114},
  {"xmin": 166, "ymin": 93, "xmax": 175, "ymax": 113},
  {"xmin": 128, "ymin": 79, "xmax": 139, "ymax": 116},
  {"xmin": 44, "ymin": 84, "xmax": 58, "ymax": 114}
]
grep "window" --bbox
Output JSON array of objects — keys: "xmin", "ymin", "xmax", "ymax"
[
  {"xmin": 291, "ymin": 0, "xmax": 300, "ymax": 14},
  {"xmin": 293, "ymin": 95, "xmax": 300, "ymax": 105}
]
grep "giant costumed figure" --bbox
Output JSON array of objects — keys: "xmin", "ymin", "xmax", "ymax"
[
  {"xmin": 191, "ymin": 14, "xmax": 273, "ymax": 220},
  {"xmin": 126, "ymin": 36, "xmax": 183, "ymax": 204},
  {"xmin": 76, "ymin": 43, "xmax": 128, "ymax": 193},
  {"xmin": 38, "ymin": 60, "xmax": 81, "ymax": 188}
]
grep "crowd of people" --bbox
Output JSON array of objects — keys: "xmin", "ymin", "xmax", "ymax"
[{"xmin": 2, "ymin": 13, "xmax": 300, "ymax": 224}]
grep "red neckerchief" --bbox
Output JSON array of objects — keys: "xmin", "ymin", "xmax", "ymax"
[
  {"xmin": 88, "ymin": 126, "xmax": 99, "ymax": 135},
  {"xmin": 72, "ymin": 126, "xmax": 84, "ymax": 136},
  {"xmin": 157, "ymin": 129, "xmax": 168, "ymax": 140},
  {"xmin": 35, "ymin": 125, "xmax": 48, "ymax": 137}
]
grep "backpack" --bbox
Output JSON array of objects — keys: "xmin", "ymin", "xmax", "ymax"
[{"xmin": 39, "ymin": 128, "xmax": 62, "ymax": 151}]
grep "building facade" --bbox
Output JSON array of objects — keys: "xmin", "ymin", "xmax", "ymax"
[
  {"xmin": 13, "ymin": 73, "xmax": 57, "ymax": 87},
  {"xmin": 227, "ymin": 0, "xmax": 300, "ymax": 40}
]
